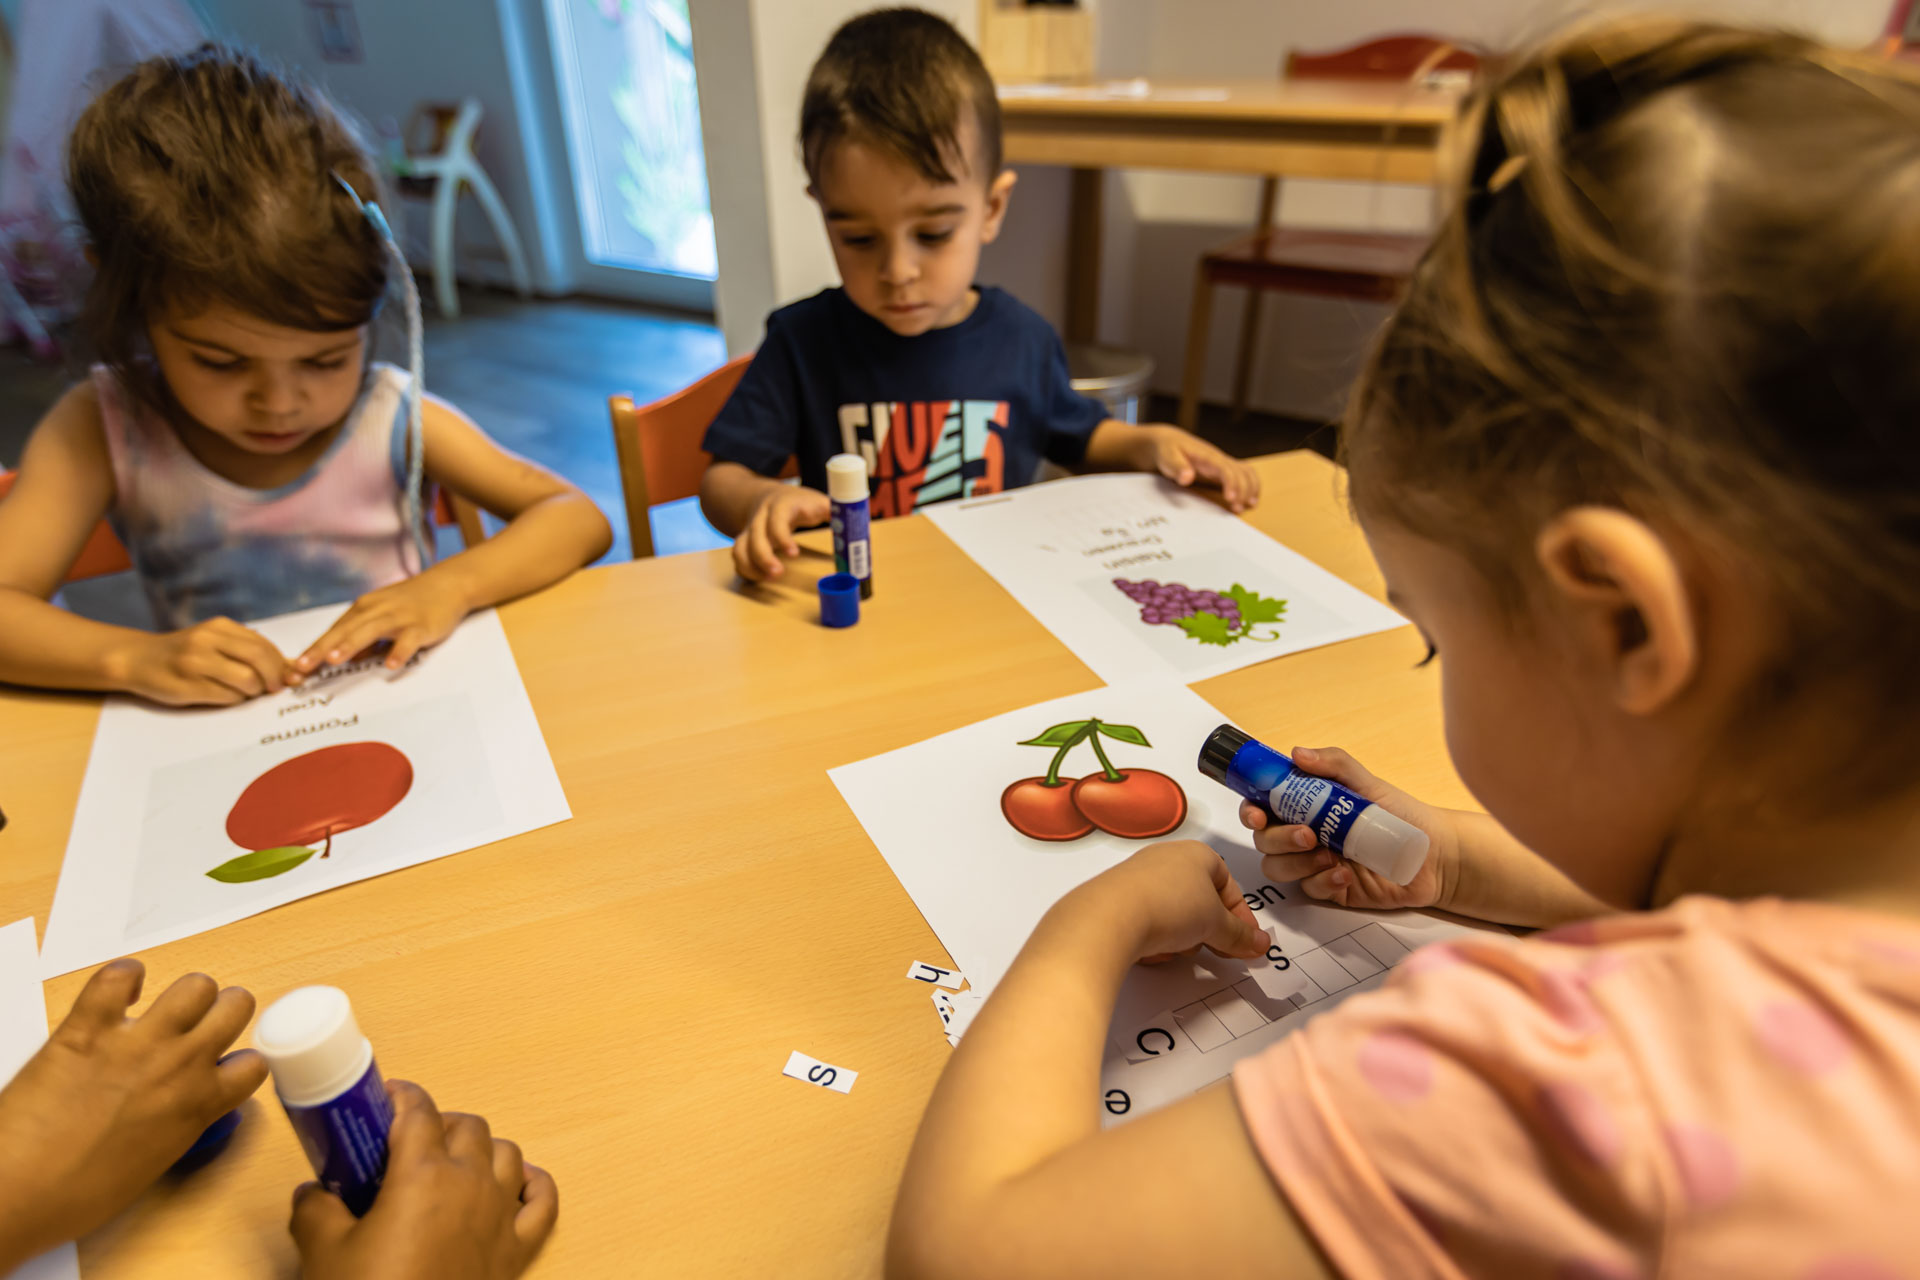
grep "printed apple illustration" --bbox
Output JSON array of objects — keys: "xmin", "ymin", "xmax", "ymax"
[
  {"xmin": 207, "ymin": 742, "xmax": 414, "ymax": 883},
  {"xmin": 1001, "ymin": 718, "xmax": 1186, "ymax": 842}
]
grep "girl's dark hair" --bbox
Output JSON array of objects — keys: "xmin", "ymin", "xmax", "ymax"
[
  {"xmin": 1345, "ymin": 17, "xmax": 1920, "ymax": 753},
  {"xmin": 801, "ymin": 7, "xmax": 1002, "ymax": 188},
  {"xmin": 67, "ymin": 45, "xmax": 390, "ymax": 413}
]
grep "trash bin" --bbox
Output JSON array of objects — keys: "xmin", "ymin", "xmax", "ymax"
[{"xmin": 1066, "ymin": 343, "xmax": 1154, "ymax": 424}]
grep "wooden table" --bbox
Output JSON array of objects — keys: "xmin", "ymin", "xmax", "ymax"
[
  {"xmin": 997, "ymin": 77, "xmax": 1461, "ymax": 343},
  {"xmin": 0, "ymin": 451, "xmax": 1463, "ymax": 1278}
]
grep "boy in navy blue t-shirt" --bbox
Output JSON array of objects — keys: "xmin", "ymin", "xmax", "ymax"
[{"xmin": 700, "ymin": 9, "xmax": 1260, "ymax": 582}]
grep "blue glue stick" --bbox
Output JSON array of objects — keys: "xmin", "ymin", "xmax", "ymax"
[
  {"xmin": 827, "ymin": 453, "xmax": 872, "ymax": 600},
  {"xmin": 255, "ymin": 987, "xmax": 393, "ymax": 1216},
  {"xmin": 1198, "ymin": 724, "xmax": 1429, "ymax": 885}
]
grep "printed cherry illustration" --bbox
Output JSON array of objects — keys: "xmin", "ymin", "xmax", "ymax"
[
  {"xmin": 1001, "ymin": 718, "xmax": 1186, "ymax": 842},
  {"xmin": 208, "ymin": 742, "xmax": 414, "ymax": 883}
]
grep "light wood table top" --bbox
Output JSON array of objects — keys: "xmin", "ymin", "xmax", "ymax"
[
  {"xmin": 0, "ymin": 450, "xmax": 1463, "ymax": 1278},
  {"xmin": 998, "ymin": 76, "xmax": 1462, "ymax": 181}
]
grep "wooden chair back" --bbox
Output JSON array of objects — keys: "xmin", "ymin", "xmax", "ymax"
[{"xmin": 610, "ymin": 354, "xmax": 755, "ymax": 560}]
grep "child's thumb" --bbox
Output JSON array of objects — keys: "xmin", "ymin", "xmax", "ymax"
[
  {"xmin": 1215, "ymin": 901, "xmax": 1270, "ymax": 959},
  {"xmin": 288, "ymin": 1182, "xmax": 354, "ymax": 1252}
]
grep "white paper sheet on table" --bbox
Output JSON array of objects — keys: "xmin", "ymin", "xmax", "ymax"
[
  {"xmin": 39, "ymin": 608, "xmax": 570, "ymax": 978},
  {"xmin": 829, "ymin": 682, "xmax": 1494, "ymax": 1121},
  {"xmin": 923, "ymin": 474, "xmax": 1406, "ymax": 686},
  {"xmin": 0, "ymin": 918, "xmax": 82, "ymax": 1280}
]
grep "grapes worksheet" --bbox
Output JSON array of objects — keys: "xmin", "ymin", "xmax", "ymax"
[
  {"xmin": 37, "ymin": 609, "xmax": 570, "ymax": 978},
  {"xmin": 922, "ymin": 474, "xmax": 1407, "ymax": 685},
  {"xmin": 829, "ymin": 682, "xmax": 1489, "ymax": 1122}
]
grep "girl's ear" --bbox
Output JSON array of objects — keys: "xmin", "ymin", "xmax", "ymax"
[
  {"xmin": 979, "ymin": 168, "xmax": 1019, "ymax": 243},
  {"xmin": 1535, "ymin": 507, "xmax": 1699, "ymax": 716}
]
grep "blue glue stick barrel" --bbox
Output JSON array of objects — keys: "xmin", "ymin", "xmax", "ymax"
[
  {"xmin": 827, "ymin": 453, "xmax": 873, "ymax": 600},
  {"xmin": 255, "ymin": 987, "xmax": 394, "ymax": 1217},
  {"xmin": 1197, "ymin": 724, "xmax": 1429, "ymax": 886}
]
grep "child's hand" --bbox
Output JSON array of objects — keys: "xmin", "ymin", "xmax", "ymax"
[
  {"xmin": 0, "ymin": 961, "xmax": 266, "ymax": 1266},
  {"xmin": 732, "ymin": 485, "xmax": 831, "ymax": 582},
  {"xmin": 118, "ymin": 618, "xmax": 290, "ymax": 706},
  {"xmin": 1088, "ymin": 840, "xmax": 1271, "ymax": 965},
  {"xmin": 292, "ymin": 577, "xmax": 472, "ymax": 678},
  {"xmin": 1140, "ymin": 426, "xmax": 1261, "ymax": 513},
  {"xmin": 291, "ymin": 1080, "xmax": 558, "ymax": 1280},
  {"xmin": 1241, "ymin": 746, "xmax": 1456, "ymax": 912}
]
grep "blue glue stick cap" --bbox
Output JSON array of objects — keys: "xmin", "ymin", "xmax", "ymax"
[{"xmin": 819, "ymin": 573, "xmax": 861, "ymax": 628}]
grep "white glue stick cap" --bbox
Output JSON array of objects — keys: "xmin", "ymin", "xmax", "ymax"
[
  {"xmin": 1340, "ymin": 806, "xmax": 1431, "ymax": 887},
  {"xmin": 827, "ymin": 453, "xmax": 869, "ymax": 503},
  {"xmin": 255, "ymin": 986, "xmax": 374, "ymax": 1107}
]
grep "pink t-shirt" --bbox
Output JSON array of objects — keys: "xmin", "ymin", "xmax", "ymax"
[{"xmin": 1234, "ymin": 896, "xmax": 1920, "ymax": 1280}]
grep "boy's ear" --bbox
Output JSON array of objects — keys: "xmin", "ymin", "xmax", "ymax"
[
  {"xmin": 979, "ymin": 169, "xmax": 1019, "ymax": 244},
  {"xmin": 1534, "ymin": 507, "xmax": 1699, "ymax": 717}
]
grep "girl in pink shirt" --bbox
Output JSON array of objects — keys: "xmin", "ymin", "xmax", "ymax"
[
  {"xmin": 0, "ymin": 47, "xmax": 610, "ymax": 707},
  {"xmin": 889, "ymin": 17, "xmax": 1920, "ymax": 1280}
]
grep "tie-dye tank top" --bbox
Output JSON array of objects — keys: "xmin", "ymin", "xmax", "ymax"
[{"xmin": 94, "ymin": 362, "xmax": 424, "ymax": 629}]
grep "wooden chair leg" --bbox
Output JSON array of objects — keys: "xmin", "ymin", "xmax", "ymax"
[
  {"xmin": 1229, "ymin": 288, "xmax": 1264, "ymax": 423},
  {"xmin": 1178, "ymin": 265, "xmax": 1216, "ymax": 433}
]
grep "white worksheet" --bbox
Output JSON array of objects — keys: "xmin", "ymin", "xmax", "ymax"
[
  {"xmin": 40, "ymin": 609, "xmax": 570, "ymax": 978},
  {"xmin": 828, "ymin": 682, "xmax": 1491, "ymax": 1120},
  {"xmin": 923, "ymin": 473, "xmax": 1406, "ymax": 686},
  {"xmin": 0, "ymin": 919, "xmax": 81, "ymax": 1280}
]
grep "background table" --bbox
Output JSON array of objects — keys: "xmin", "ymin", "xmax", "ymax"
[
  {"xmin": 997, "ymin": 78, "xmax": 1460, "ymax": 343},
  {"xmin": 0, "ymin": 451, "xmax": 1465, "ymax": 1278}
]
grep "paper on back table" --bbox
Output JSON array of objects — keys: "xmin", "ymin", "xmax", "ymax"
[
  {"xmin": 828, "ymin": 681, "xmax": 1492, "ymax": 1119},
  {"xmin": 0, "ymin": 918, "xmax": 81, "ymax": 1280},
  {"xmin": 39, "ymin": 608, "xmax": 570, "ymax": 978},
  {"xmin": 923, "ymin": 473, "xmax": 1405, "ymax": 686}
]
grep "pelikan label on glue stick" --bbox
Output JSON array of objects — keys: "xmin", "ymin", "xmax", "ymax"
[
  {"xmin": 256, "ymin": 986, "xmax": 394, "ymax": 1217},
  {"xmin": 827, "ymin": 453, "xmax": 873, "ymax": 600}
]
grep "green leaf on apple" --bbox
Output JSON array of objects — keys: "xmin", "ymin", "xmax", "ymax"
[
  {"xmin": 1227, "ymin": 584, "xmax": 1288, "ymax": 625},
  {"xmin": 1178, "ymin": 612, "xmax": 1237, "ymax": 646},
  {"xmin": 206, "ymin": 845, "xmax": 315, "ymax": 884}
]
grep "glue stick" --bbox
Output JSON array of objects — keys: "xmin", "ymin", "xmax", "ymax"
[
  {"xmin": 256, "ymin": 987, "xmax": 393, "ymax": 1216},
  {"xmin": 827, "ymin": 453, "xmax": 873, "ymax": 600},
  {"xmin": 1198, "ymin": 725, "xmax": 1429, "ymax": 885}
]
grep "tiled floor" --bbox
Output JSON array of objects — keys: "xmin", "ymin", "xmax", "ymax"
[{"xmin": 2, "ymin": 285, "xmax": 1330, "ymax": 626}]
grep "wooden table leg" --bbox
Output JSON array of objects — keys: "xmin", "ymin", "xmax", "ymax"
[{"xmin": 1066, "ymin": 167, "xmax": 1104, "ymax": 344}]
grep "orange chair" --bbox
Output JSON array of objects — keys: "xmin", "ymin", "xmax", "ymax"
[
  {"xmin": 1176, "ymin": 35, "xmax": 1479, "ymax": 431},
  {"xmin": 0, "ymin": 470, "xmax": 483, "ymax": 586},
  {"xmin": 610, "ymin": 354, "xmax": 799, "ymax": 560}
]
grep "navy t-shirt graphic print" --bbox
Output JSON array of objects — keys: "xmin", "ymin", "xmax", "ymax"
[{"xmin": 836, "ymin": 398, "xmax": 1014, "ymax": 516}]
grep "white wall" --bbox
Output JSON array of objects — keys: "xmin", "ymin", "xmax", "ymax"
[
  {"xmin": 979, "ymin": 0, "xmax": 1894, "ymax": 420},
  {"xmin": 194, "ymin": 0, "xmax": 562, "ymax": 295}
]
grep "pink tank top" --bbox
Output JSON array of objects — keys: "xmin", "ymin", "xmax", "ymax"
[{"xmin": 94, "ymin": 363, "xmax": 423, "ymax": 629}]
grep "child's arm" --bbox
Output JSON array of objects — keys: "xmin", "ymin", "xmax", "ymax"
[
  {"xmin": 1241, "ymin": 745, "xmax": 1612, "ymax": 927},
  {"xmin": 1079, "ymin": 420, "xmax": 1262, "ymax": 513},
  {"xmin": 0, "ymin": 960, "xmax": 267, "ymax": 1273},
  {"xmin": 293, "ymin": 395, "xmax": 612, "ymax": 675},
  {"xmin": 0, "ymin": 386, "xmax": 290, "ymax": 704},
  {"xmin": 888, "ymin": 843, "xmax": 1334, "ymax": 1280},
  {"xmin": 290, "ymin": 1079, "xmax": 557, "ymax": 1280},
  {"xmin": 700, "ymin": 460, "xmax": 831, "ymax": 583}
]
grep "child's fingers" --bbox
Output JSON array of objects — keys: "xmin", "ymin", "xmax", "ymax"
[
  {"xmin": 288, "ymin": 1182, "xmax": 355, "ymax": 1254},
  {"xmin": 386, "ymin": 1079, "xmax": 449, "ymax": 1165},
  {"xmin": 384, "ymin": 628, "xmax": 428, "ymax": 672},
  {"xmin": 1207, "ymin": 899, "xmax": 1270, "ymax": 959},
  {"xmin": 730, "ymin": 532, "xmax": 762, "ymax": 582},
  {"xmin": 441, "ymin": 1111, "xmax": 496, "ymax": 1168},
  {"xmin": 215, "ymin": 627, "xmax": 289, "ymax": 694},
  {"xmin": 313, "ymin": 613, "xmax": 398, "ymax": 669},
  {"xmin": 184, "ymin": 985, "xmax": 257, "ymax": 1055},
  {"xmin": 1250, "ymin": 821, "xmax": 1318, "ymax": 857},
  {"xmin": 194, "ymin": 652, "xmax": 272, "ymax": 699},
  {"xmin": 1237, "ymin": 800, "xmax": 1269, "ymax": 831},
  {"xmin": 214, "ymin": 1048, "xmax": 271, "ymax": 1104},
  {"xmin": 141, "ymin": 971, "xmax": 220, "ymax": 1035},
  {"xmin": 746, "ymin": 508, "xmax": 785, "ymax": 578},
  {"xmin": 491, "ymin": 1136, "xmax": 526, "ymax": 1194},
  {"xmin": 68, "ymin": 958, "xmax": 145, "ymax": 1027},
  {"xmin": 1238, "ymin": 461, "xmax": 1262, "ymax": 508},
  {"xmin": 767, "ymin": 498, "xmax": 803, "ymax": 558},
  {"xmin": 1155, "ymin": 445, "xmax": 1197, "ymax": 488},
  {"xmin": 1261, "ymin": 848, "xmax": 1337, "ymax": 884},
  {"xmin": 514, "ymin": 1163, "xmax": 560, "ymax": 1252}
]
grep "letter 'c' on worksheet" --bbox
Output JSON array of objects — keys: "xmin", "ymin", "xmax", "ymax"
[{"xmin": 783, "ymin": 1050, "xmax": 857, "ymax": 1094}]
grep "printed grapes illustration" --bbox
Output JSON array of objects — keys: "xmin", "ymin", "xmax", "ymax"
[
  {"xmin": 1000, "ymin": 718, "xmax": 1187, "ymax": 843},
  {"xmin": 207, "ymin": 742, "xmax": 415, "ymax": 883},
  {"xmin": 1112, "ymin": 578, "xmax": 1287, "ymax": 646}
]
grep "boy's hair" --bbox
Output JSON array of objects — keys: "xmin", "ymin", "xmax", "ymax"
[
  {"xmin": 800, "ymin": 7, "xmax": 1002, "ymax": 189},
  {"xmin": 66, "ymin": 45, "xmax": 390, "ymax": 415},
  {"xmin": 1344, "ymin": 17, "xmax": 1920, "ymax": 769}
]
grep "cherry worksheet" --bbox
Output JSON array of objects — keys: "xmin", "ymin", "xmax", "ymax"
[
  {"xmin": 828, "ymin": 681, "xmax": 1489, "ymax": 1122},
  {"xmin": 37, "ymin": 609, "xmax": 569, "ymax": 978},
  {"xmin": 922, "ymin": 474, "xmax": 1407, "ymax": 685}
]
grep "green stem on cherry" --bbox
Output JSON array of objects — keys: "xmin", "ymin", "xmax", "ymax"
[
  {"xmin": 1085, "ymin": 722, "xmax": 1124, "ymax": 782},
  {"xmin": 321, "ymin": 829, "xmax": 333, "ymax": 859}
]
